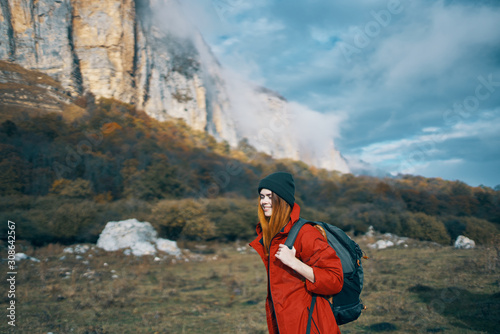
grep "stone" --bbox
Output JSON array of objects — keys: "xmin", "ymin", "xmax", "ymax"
[
  {"xmin": 132, "ymin": 241, "xmax": 157, "ymax": 256},
  {"xmin": 64, "ymin": 244, "xmax": 90, "ymax": 254},
  {"xmin": 14, "ymin": 253, "xmax": 40, "ymax": 262},
  {"xmin": 96, "ymin": 218, "xmax": 182, "ymax": 257},
  {"xmin": 156, "ymin": 238, "xmax": 182, "ymax": 257},
  {"xmin": 368, "ymin": 240, "xmax": 395, "ymax": 250},
  {"xmin": 454, "ymin": 235, "xmax": 475, "ymax": 249},
  {"xmin": 97, "ymin": 218, "xmax": 158, "ymax": 256}
]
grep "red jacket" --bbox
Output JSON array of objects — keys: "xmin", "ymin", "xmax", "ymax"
[{"xmin": 249, "ymin": 203, "xmax": 344, "ymax": 334}]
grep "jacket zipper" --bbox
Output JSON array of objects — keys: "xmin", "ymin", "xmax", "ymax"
[{"xmin": 268, "ymin": 236, "xmax": 281, "ymax": 334}]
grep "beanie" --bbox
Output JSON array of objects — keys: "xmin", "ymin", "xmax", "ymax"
[{"xmin": 258, "ymin": 172, "xmax": 295, "ymax": 207}]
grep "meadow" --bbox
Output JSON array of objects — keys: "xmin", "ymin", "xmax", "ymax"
[{"xmin": 1, "ymin": 235, "xmax": 498, "ymax": 333}]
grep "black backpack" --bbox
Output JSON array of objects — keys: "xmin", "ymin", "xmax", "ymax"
[{"xmin": 285, "ymin": 218, "xmax": 366, "ymax": 331}]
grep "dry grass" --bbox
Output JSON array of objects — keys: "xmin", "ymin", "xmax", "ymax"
[
  {"xmin": 0, "ymin": 238, "xmax": 498, "ymax": 333},
  {"xmin": 0, "ymin": 61, "xmax": 63, "ymax": 89},
  {"xmin": 0, "ymin": 60, "xmax": 76, "ymax": 121}
]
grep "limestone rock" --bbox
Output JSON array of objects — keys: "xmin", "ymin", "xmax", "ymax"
[
  {"xmin": 365, "ymin": 226, "xmax": 375, "ymax": 237},
  {"xmin": 96, "ymin": 218, "xmax": 158, "ymax": 256},
  {"xmin": 14, "ymin": 252, "xmax": 40, "ymax": 262},
  {"xmin": 366, "ymin": 227, "xmax": 409, "ymax": 249},
  {"xmin": 156, "ymin": 238, "xmax": 182, "ymax": 256},
  {"xmin": 63, "ymin": 244, "xmax": 91, "ymax": 254},
  {"xmin": 131, "ymin": 241, "xmax": 157, "ymax": 256},
  {"xmin": 96, "ymin": 218, "xmax": 181, "ymax": 257},
  {"xmin": 454, "ymin": 235, "xmax": 475, "ymax": 249},
  {"xmin": 368, "ymin": 240, "xmax": 395, "ymax": 250}
]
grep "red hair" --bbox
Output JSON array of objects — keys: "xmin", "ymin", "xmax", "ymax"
[{"xmin": 258, "ymin": 192, "xmax": 292, "ymax": 256}]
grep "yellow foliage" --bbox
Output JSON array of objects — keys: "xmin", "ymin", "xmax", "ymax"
[{"xmin": 102, "ymin": 122, "xmax": 122, "ymax": 134}]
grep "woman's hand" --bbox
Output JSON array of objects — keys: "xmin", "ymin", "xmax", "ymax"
[
  {"xmin": 275, "ymin": 244, "xmax": 297, "ymax": 267},
  {"xmin": 275, "ymin": 244, "xmax": 315, "ymax": 283}
]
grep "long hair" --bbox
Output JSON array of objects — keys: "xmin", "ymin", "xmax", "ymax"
[{"xmin": 258, "ymin": 192, "xmax": 292, "ymax": 256}]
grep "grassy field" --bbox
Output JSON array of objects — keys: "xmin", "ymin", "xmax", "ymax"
[{"xmin": 1, "ymin": 236, "xmax": 498, "ymax": 334}]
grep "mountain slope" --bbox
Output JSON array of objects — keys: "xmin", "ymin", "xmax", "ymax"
[{"xmin": 0, "ymin": 0, "xmax": 349, "ymax": 173}]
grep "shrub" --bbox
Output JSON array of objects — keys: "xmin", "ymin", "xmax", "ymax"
[
  {"xmin": 206, "ymin": 198, "xmax": 257, "ymax": 241},
  {"xmin": 462, "ymin": 217, "xmax": 498, "ymax": 245},
  {"xmin": 50, "ymin": 178, "xmax": 93, "ymax": 198},
  {"xmin": 150, "ymin": 199, "xmax": 215, "ymax": 241},
  {"xmin": 443, "ymin": 217, "xmax": 467, "ymax": 241},
  {"xmin": 47, "ymin": 201, "xmax": 98, "ymax": 243},
  {"xmin": 401, "ymin": 212, "xmax": 450, "ymax": 244}
]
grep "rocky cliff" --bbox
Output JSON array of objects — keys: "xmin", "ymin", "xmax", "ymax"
[{"xmin": 0, "ymin": 0, "xmax": 349, "ymax": 173}]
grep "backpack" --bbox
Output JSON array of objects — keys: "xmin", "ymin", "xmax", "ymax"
[{"xmin": 285, "ymin": 218, "xmax": 366, "ymax": 331}]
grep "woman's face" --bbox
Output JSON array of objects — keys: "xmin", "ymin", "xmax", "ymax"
[{"xmin": 259, "ymin": 188, "xmax": 273, "ymax": 217}]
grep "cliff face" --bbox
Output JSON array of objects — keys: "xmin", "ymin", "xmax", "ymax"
[
  {"xmin": 0, "ymin": 0, "xmax": 237, "ymax": 143},
  {"xmin": 0, "ymin": 0, "xmax": 349, "ymax": 173}
]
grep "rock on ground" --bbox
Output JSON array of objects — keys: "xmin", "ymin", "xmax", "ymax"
[
  {"xmin": 14, "ymin": 253, "xmax": 40, "ymax": 262},
  {"xmin": 96, "ymin": 218, "xmax": 181, "ymax": 256},
  {"xmin": 368, "ymin": 240, "xmax": 395, "ymax": 250},
  {"xmin": 455, "ymin": 235, "xmax": 475, "ymax": 249},
  {"xmin": 156, "ymin": 238, "xmax": 182, "ymax": 257}
]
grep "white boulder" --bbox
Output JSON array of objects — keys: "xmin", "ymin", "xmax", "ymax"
[
  {"xmin": 368, "ymin": 240, "xmax": 395, "ymax": 250},
  {"xmin": 132, "ymin": 241, "xmax": 157, "ymax": 256},
  {"xmin": 14, "ymin": 253, "xmax": 40, "ymax": 262},
  {"xmin": 365, "ymin": 226, "xmax": 409, "ymax": 249},
  {"xmin": 454, "ymin": 235, "xmax": 475, "ymax": 249},
  {"xmin": 365, "ymin": 226, "xmax": 375, "ymax": 237},
  {"xmin": 97, "ymin": 218, "xmax": 181, "ymax": 257},
  {"xmin": 156, "ymin": 238, "xmax": 182, "ymax": 256},
  {"xmin": 64, "ymin": 244, "xmax": 90, "ymax": 254},
  {"xmin": 97, "ymin": 218, "xmax": 158, "ymax": 256}
]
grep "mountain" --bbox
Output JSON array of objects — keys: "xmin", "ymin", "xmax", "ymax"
[{"xmin": 0, "ymin": 0, "xmax": 349, "ymax": 173}]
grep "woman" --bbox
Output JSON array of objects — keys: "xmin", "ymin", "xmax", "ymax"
[{"xmin": 249, "ymin": 172, "xmax": 344, "ymax": 334}]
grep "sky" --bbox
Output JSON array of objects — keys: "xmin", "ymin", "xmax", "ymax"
[{"xmin": 176, "ymin": 0, "xmax": 500, "ymax": 188}]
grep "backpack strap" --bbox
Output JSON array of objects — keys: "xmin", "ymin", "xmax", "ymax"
[
  {"xmin": 285, "ymin": 217, "xmax": 317, "ymax": 334},
  {"xmin": 284, "ymin": 217, "xmax": 310, "ymax": 249},
  {"xmin": 306, "ymin": 295, "xmax": 317, "ymax": 334}
]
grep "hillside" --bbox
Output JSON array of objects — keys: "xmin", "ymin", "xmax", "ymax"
[
  {"xmin": 0, "ymin": 71, "xmax": 499, "ymax": 248},
  {"xmin": 0, "ymin": 0, "xmax": 349, "ymax": 172}
]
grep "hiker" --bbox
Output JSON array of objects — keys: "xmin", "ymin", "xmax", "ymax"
[{"xmin": 249, "ymin": 172, "xmax": 344, "ymax": 334}]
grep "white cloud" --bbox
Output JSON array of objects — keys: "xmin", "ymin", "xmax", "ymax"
[
  {"xmin": 239, "ymin": 17, "xmax": 285, "ymax": 36},
  {"xmin": 370, "ymin": 2, "xmax": 500, "ymax": 88},
  {"xmin": 309, "ymin": 26, "xmax": 337, "ymax": 44},
  {"xmin": 162, "ymin": 0, "xmax": 500, "ymax": 186},
  {"xmin": 356, "ymin": 115, "xmax": 500, "ymax": 177}
]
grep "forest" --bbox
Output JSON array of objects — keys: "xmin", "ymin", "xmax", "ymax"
[{"xmin": 0, "ymin": 97, "xmax": 499, "ymax": 246}]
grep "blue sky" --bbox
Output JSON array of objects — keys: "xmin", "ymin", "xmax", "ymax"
[{"xmin": 177, "ymin": 0, "xmax": 500, "ymax": 188}]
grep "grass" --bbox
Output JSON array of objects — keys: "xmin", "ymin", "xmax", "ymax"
[
  {"xmin": 0, "ymin": 60, "xmax": 75, "ymax": 122},
  {"xmin": 0, "ymin": 237, "xmax": 498, "ymax": 333},
  {"xmin": 0, "ymin": 61, "xmax": 63, "ymax": 89}
]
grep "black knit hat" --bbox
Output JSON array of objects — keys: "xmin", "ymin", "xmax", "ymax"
[{"xmin": 258, "ymin": 172, "xmax": 295, "ymax": 207}]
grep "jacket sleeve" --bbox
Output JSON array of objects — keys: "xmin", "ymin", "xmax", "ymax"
[{"xmin": 296, "ymin": 224, "xmax": 343, "ymax": 295}]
